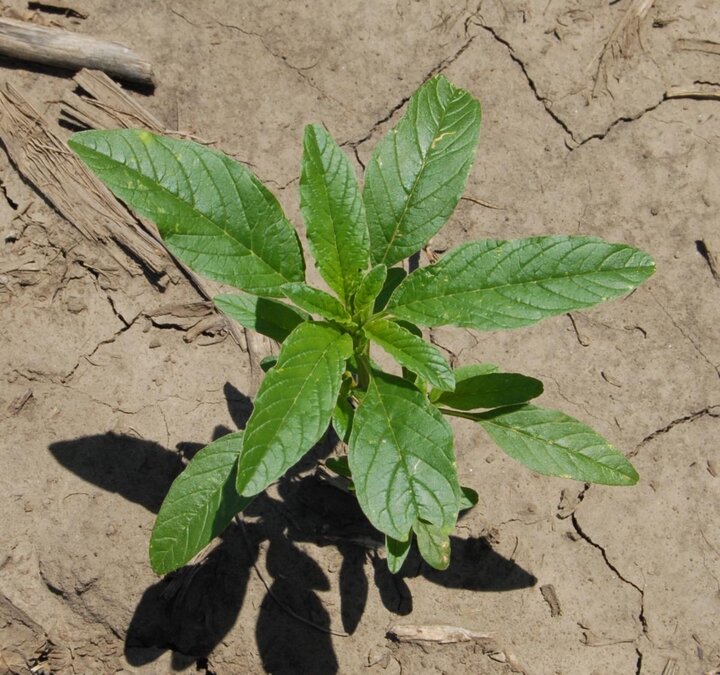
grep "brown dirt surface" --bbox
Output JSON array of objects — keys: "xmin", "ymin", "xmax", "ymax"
[{"xmin": 1, "ymin": 1, "xmax": 719, "ymax": 673}]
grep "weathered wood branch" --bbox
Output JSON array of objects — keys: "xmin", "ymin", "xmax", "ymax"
[
  {"xmin": 61, "ymin": 68, "xmax": 164, "ymax": 131},
  {"xmin": 0, "ymin": 17, "xmax": 153, "ymax": 85}
]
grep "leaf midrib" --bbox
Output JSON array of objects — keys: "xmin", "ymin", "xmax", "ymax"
[
  {"xmin": 367, "ymin": 379, "xmax": 421, "ymax": 536},
  {"xmin": 391, "ymin": 259, "xmax": 654, "ymax": 312},
  {"xmin": 75, "ymin": 140, "xmax": 297, "ymax": 287},
  {"xmin": 241, "ymin": 332, "xmax": 346, "ymax": 489},
  {"xmin": 365, "ymin": 379, "xmax": 459, "ymax": 534},
  {"xmin": 378, "ymin": 87, "xmax": 468, "ymax": 265},
  {"xmin": 305, "ymin": 128, "xmax": 358, "ymax": 303},
  {"xmin": 478, "ymin": 414, "xmax": 633, "ymax": 479},
  {"xmin": 365, "ymin": 319, "xmax": 452, "ymax": 389}
]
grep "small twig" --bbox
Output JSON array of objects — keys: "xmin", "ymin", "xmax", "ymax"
[
  {"xmin": 388, "ymin": 623, "xmax": 493, "ymax": 645},
  {"xmin": 7, "ymin": 388, "xmax": 32, "ymax": 415},
  {"xmin": 235, "ymin": 516, "xmax": 349, "ymax": 637},
  {"xmin": 567, "ymin": 313, "xmax": 590, "ymax": 346},
  {"xmin": 589, "ymin": 0, "xmax": 655, "ymax": 97},
  {"xmin": 461, "ymin": 195, "xmax": 503, "ymax": 210},
  {"xmin": 675, "ymin": 38, "xmax": 720, "ymax": 57},
  {"xmin": 665, "ymin": 86, "xmax": 720, "ymax": 101},
  {"xmin": 600, "ymin": 370, "xmax": 622, "ymax": 388},
  {"xmin": 387, "ymin": 623, "xmax": 530, "ymax": 672}
]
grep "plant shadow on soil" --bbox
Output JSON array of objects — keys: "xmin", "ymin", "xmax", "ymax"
[{"xmin": 49, "ymin": 383, "xmax": 537, "ymax": 674}]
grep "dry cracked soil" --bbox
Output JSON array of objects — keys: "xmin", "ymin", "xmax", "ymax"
[{"xmin": 1, "ymin": 1, "xmax": 719, "ymax": 673}]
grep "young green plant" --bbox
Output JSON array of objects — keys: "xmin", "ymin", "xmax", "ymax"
[{"xmin": 69, "ymin": 75, "xmax": 655, "ymax": 575}]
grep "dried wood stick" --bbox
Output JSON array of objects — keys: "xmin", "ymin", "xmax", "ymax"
[
  {"xmin": 388, "ymin": 624, "xmax": 493, "ymax": 645},
  {"xmin": 388, "ymin": 625, "xmax": 531, "ymax": 674},
  {"xmin": 0, "ymin": 17, "xmax": 153, "ymax": 85},
  {"xmin": 665, "ymin": 86, "xmax": 720, "ymax": 101},
  {"xmin": 63, "ymin": 68, "xmax": 164, "ymax": 131},
  {"xmin": 675, "ymin": 38, "xmax": 720, "ymax": 57}
]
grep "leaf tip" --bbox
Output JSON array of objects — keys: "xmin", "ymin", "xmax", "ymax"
[
  {"xmin": 148, "ymin": 545, "xmax": 170, "ymax": 577},
  {"xmin": 623, "ymin": 464, "xmax": 640, "ymax": 486}
]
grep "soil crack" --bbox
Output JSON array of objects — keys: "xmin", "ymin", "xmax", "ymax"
[
  {"xmin": 74, "ymin": 260, "xmax": 133, "ymax": 328},
  {"xmin": 573, "ymin": 96, "xmax": 666, "ymax": 149},
  {"xmin": 465, "ymin": 19, "xmax": 576, "ymax": 144},
  {"xmin": 650, "ymin": 291, "xmax": 720, "ymax": 379},
  {"xmin": 571, "ymin": 513, "xmax": 648, "ymax": 646},
  {"xmin": 344, "ymin": 95, "xmax": 411, "ymax": 149},
  {"xmin": 344, "ymin": 32, "xmax": 478, "ymax": 150},
  {"xmin": 0, "ymin": 177, "xmax": 19, "ymax": 210},
  {"xmin": 62, "ymin": 312, "xmax": 141, "ymax": 384},
  {"xmin": 463, "ymin": 8, "xmax": 718, "ymax": 150},
  {"xmin": 573, "ymin": 89, "xmax": 720, "ymax": 149},
  {"xmin": 206, "ymin": 15, "xmax": 338, "ymax": 107},
  {"xmin": 632, "ymin": 405, "xmax": 720, "ymax": 455}
]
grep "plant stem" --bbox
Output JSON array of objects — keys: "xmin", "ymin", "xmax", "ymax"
[{"xmin": 357, "ymin": 353, "xmax": 371, "ymax": 390}]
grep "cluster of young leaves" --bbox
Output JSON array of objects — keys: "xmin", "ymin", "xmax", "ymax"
[{"xmin": 69, "ymin": 75, "xmax": 655, "ymax": 575}]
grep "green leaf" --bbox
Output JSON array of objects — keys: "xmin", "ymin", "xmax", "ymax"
[
  {"xmin": 260, "ymin": 355, "xmax": 278, "ymax": 372},
  {"xmin": 325, "ymin": 456, "xmax": 352, "ymax": 478},
  {"xmin": 414, "ymin": 521, "xmax": 451, "ymax": 570},
  {"xmin": 214, "ymin": 293, "xmax": 308, "ymax": 343},
  {"xmin": 149, "ymin": 432, "xmax": 251, "ymax": 575},
  {"xmin": 386, "ymin": 534, "xmax": 412, "ymax": 574},
  {"xmin": 388, "ymin": 236, "xmax": 655, "ymax": 330},
  {"xmin": 300, "ymin": 124, "xmax": 370, "ymax": 303},
  {"xmin": 472, "ymin": 404, "xmax": 639, "ymax": 485},
  {"xmin": 282, "ymin": 283, "xmax": 352, "ymax": 324},
  {"xmin": 364, "ymin": 318, "xmax": 454, "ymax": 391},
  {"xmin": 352, "ymin": 264, "xmax": 387, "ymax": 320},
  {"xmin": 459, "ymin": 486, "xmax": 479, "ymax": 511},
  {"xmin": 394, "ymin": 319, "xmax": 422, "ymax": 337},
  {"xmin": 363, "ymin": 75, "xmax": 482, "ymax": 266},
  {"xmin": 236, "ymin": 322, "xmax": 353, "ymax": 496},
  {"xmin": 374, "ymin": 267, "xmax": 407, "ymax": 313},
  {"xmin": 434, "ymin": 372, "xmax": 543, "ymax": 411},
  {"xmin": 331, "ymin": 378, "xmax": 354, "ymax": 443},
  {"xmin": 69, "ymin": 130, "xmax": 304, "ymax": 296},
  {"xmin": 348, "ymin": 371, "xmax": 460, "ymax": 540},
  {"xmin": 453, "ymin": 363, "xmax": 499, "ymax": 377}
]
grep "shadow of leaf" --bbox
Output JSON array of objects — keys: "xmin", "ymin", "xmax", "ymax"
[
  {"xmin": 49, "ymin": 432, "xmax": 183, "ymax": 513},
  {"xmin": 125, "ymin": 521, "xmax": 256, "ymax": 668},
  {"xmin": 48, "ymin": 382, "xmax": 536, "ymax": 673}
]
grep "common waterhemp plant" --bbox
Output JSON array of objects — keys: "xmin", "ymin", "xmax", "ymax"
[{"xmin": 69, "ymin": 76, "xmax": 654, "ymax": 574}]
